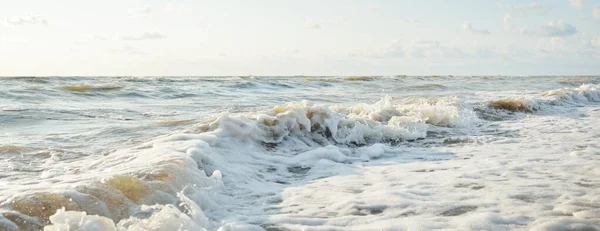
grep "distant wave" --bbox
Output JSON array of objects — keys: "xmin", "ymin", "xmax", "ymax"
[
  {"xmin": 62, "ymin": 85, "xmax": 123, "ymax": 92},
  {"xmin": 485, "ymin": 84, "xmax": 600, "ymax": 113},
  {"xmin": 344, "ymin": 76, "xmax": 376, "ymax": 81}
]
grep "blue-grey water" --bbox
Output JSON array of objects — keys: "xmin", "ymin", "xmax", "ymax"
[{"xmin": 1, "ymin": 76, "xmax": 599, "ymax": 231}]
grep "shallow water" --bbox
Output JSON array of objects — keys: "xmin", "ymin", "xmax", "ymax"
[{"xmin": 1, "ymin": 76, "xmax": 599, "ymax": 230}]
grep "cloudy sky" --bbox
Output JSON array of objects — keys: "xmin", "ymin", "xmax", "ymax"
[{"xmin": 1, "ymin": 0, "xmax": 599, "ymax": 76}]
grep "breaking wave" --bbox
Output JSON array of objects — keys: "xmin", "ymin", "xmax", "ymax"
[{"xmin": 0, "ymin": 96, "xmax": 479, "ymax": 230}]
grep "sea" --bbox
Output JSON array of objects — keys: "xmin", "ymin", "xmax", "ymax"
[{"xmin": 0, "ymin": 76, "xmax": 599, "ymax": 231}]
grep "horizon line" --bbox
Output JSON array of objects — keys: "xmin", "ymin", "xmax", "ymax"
[{"xmin": 1, "ymin": 75, "xmax": 599, "ymax": 78}]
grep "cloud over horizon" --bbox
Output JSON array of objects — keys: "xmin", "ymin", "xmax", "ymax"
[
  {"xmin": 463, "ymin": 22, "xmax": 490, "ymax": 35},
  {"xmin": 591, "ymin": 34, "xmax": 600, "ymax": 48},
  {"xmin": 130, "ymin": 6, "xmax": 152, "ymax": 18},
  {"xmin": 593, "ymin": 5, "xmax": 600, "ymax": 20},
  {"xmin": 367, "ymin": 39, "xmax": 404, "ymax": 59},
  {"xmin": 520, "ymin": 21, "xmax": 577, "ymax": 37},
  {"xmin": 122, "ymin": 32, "xmax": 167, "ymax": 41},
  {"xmin": 5, "ymin": 15, "xmax": 48, "ymax": 26},
  {"xmin": 304, "ymin": 19, "xmax": 321, "ymax": 29},
  {"xmin": 503, "ymin": 14, "xmax": 512, "ymax": 30},
  {"xmin": 108, "ymin": 45, "xmax": 146, "ymax": 55},
  {"xmin": 502, "ymin": 1, "xmax": 550, "ymax": 18},
  {"xmin": 569, "ymin": 0, "xmax": 585, "ymax": 9}
]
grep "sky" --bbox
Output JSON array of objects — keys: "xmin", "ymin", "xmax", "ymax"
[{"xmin": 1, "ymin": 0, "xmax": 599, "ymax": 76}]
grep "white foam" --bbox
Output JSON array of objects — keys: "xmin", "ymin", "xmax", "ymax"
[
  {"xmin": 455, "ymin": 213, "xmax": 529, "ymax": 231},
  {"xmin": 530, "ymin": 218, "xmax": 600, "ymax": 231},
  {"xmin": 44, "ymin": 208, "xmax": 116, "ymax": 231},
  {"xmin": 253, "ymin": 105, "xmax": 600, "ymax": 230},
  {"xmin": 543, "ymin": 84, "xmax": 600, "ymax": 104},
  {"xmin": 117, "ymin": 204, "xmax": 205, "ymax": 231}
]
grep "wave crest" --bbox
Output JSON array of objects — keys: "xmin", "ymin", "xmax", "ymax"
[
  {"xmin": 193, "ymin": 96, "xmax": 479, "ymax": 146},
  {"xmin": 488, "ymin": 99, "xmax": 535, "ymax": 112},
  {"xmin": 486, "ymin": 84, "xmax": 600, "ymax": 113},
  {"xmin": 543, "ymin": 84, "xmax": 600, "ymax": 103}
]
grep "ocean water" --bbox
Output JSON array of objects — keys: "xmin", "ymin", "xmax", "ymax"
[{"xmin": 0, "ymin": 76, "xmax": 599, "ymax": 231}]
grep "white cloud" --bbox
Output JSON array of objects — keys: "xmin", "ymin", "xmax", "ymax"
[
  {"xmin": 363, "ymin": 39, "xmax": 506, "ymax": 60},
  {"xmin": 575, "ymin": 36, "xmax": 600, "ymax": 57},
  {"xmin": 305, "ymin": 19, "xmax": 321, "ymax": 29},
  {"xmin": 130, "ymin": 6, "xmax": 152, "ymax": 18},
  {"xmin": 109, "ymin": 45, "xmax": 146, "ymax": 55},
  {"xmin": 404, "ymin": 19, "xmax": 421, "ymax": 24},
  {"xmin": 93, "ymin": 36, "xmax": 108, "ymax": 41},
  {"xmin": 122, "ymin": 32, "xmax": 167, "ymax": 41},
  {"xmin": 165, "ymin": 3, "xmax": 192, "ymax": 13},
  {"xmin": 569, "ymin": 0, "xmax": 585, "ymax": 9},
  {"xmin": 5, "ymin": 15, "xmax": 48, "ymax": 26},
  {"xmin": 410, "ymin": 41, "xmax": 442, "ymax": 58},
  {"xmin": 511, "ymin": 2, "xmax": 549, "ymax": 11},
  {"xmin": 286, "ymin": 49, "xmax": 300, "ymax": 54},
  {"xmin": 591, "ymin": 35, "xmax": 600, "ymax": 48},
  {"xmin": 520, "ymin": 20, "xmax": 577, "ymax": 37},
  {"xmin": 503, "ymin": 13, "xmax": 512, "ymax": 30},
  {"xmin": 368, "ymin": 5, "xmax": 381, "ymax": 12},
  {"xmin": 463, "ymin": 22, "xmax": 490, "ymax": 34},
  {"xmin": 505, "ymin": 2, "xmax": 550, "ymax": 15},
  {"xmin": 501, "ymin": 2, "xmax": 549, "ymax": 31},
  {"xmin": 366, "ymin": 39, "xmax": 404, "ymax": 58},
  {"xmin": 408, "ymin": 40, "xmax": 470, "ymax": 59},
  {"xmin": 550, "ymin": 37, "xmax": 564, "ymax": 49},
  {"xmin": 536, "ymin": 38, "xmax": 563, "ymax": 54},
  {"xmin": 593, "ymin": 5, "xmax": 600, "ymax": 19}
]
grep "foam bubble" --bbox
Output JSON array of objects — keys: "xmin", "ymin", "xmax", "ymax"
[{"xmin": 44, "ymin": 208, "xmax": 116, "ymax": 231}]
